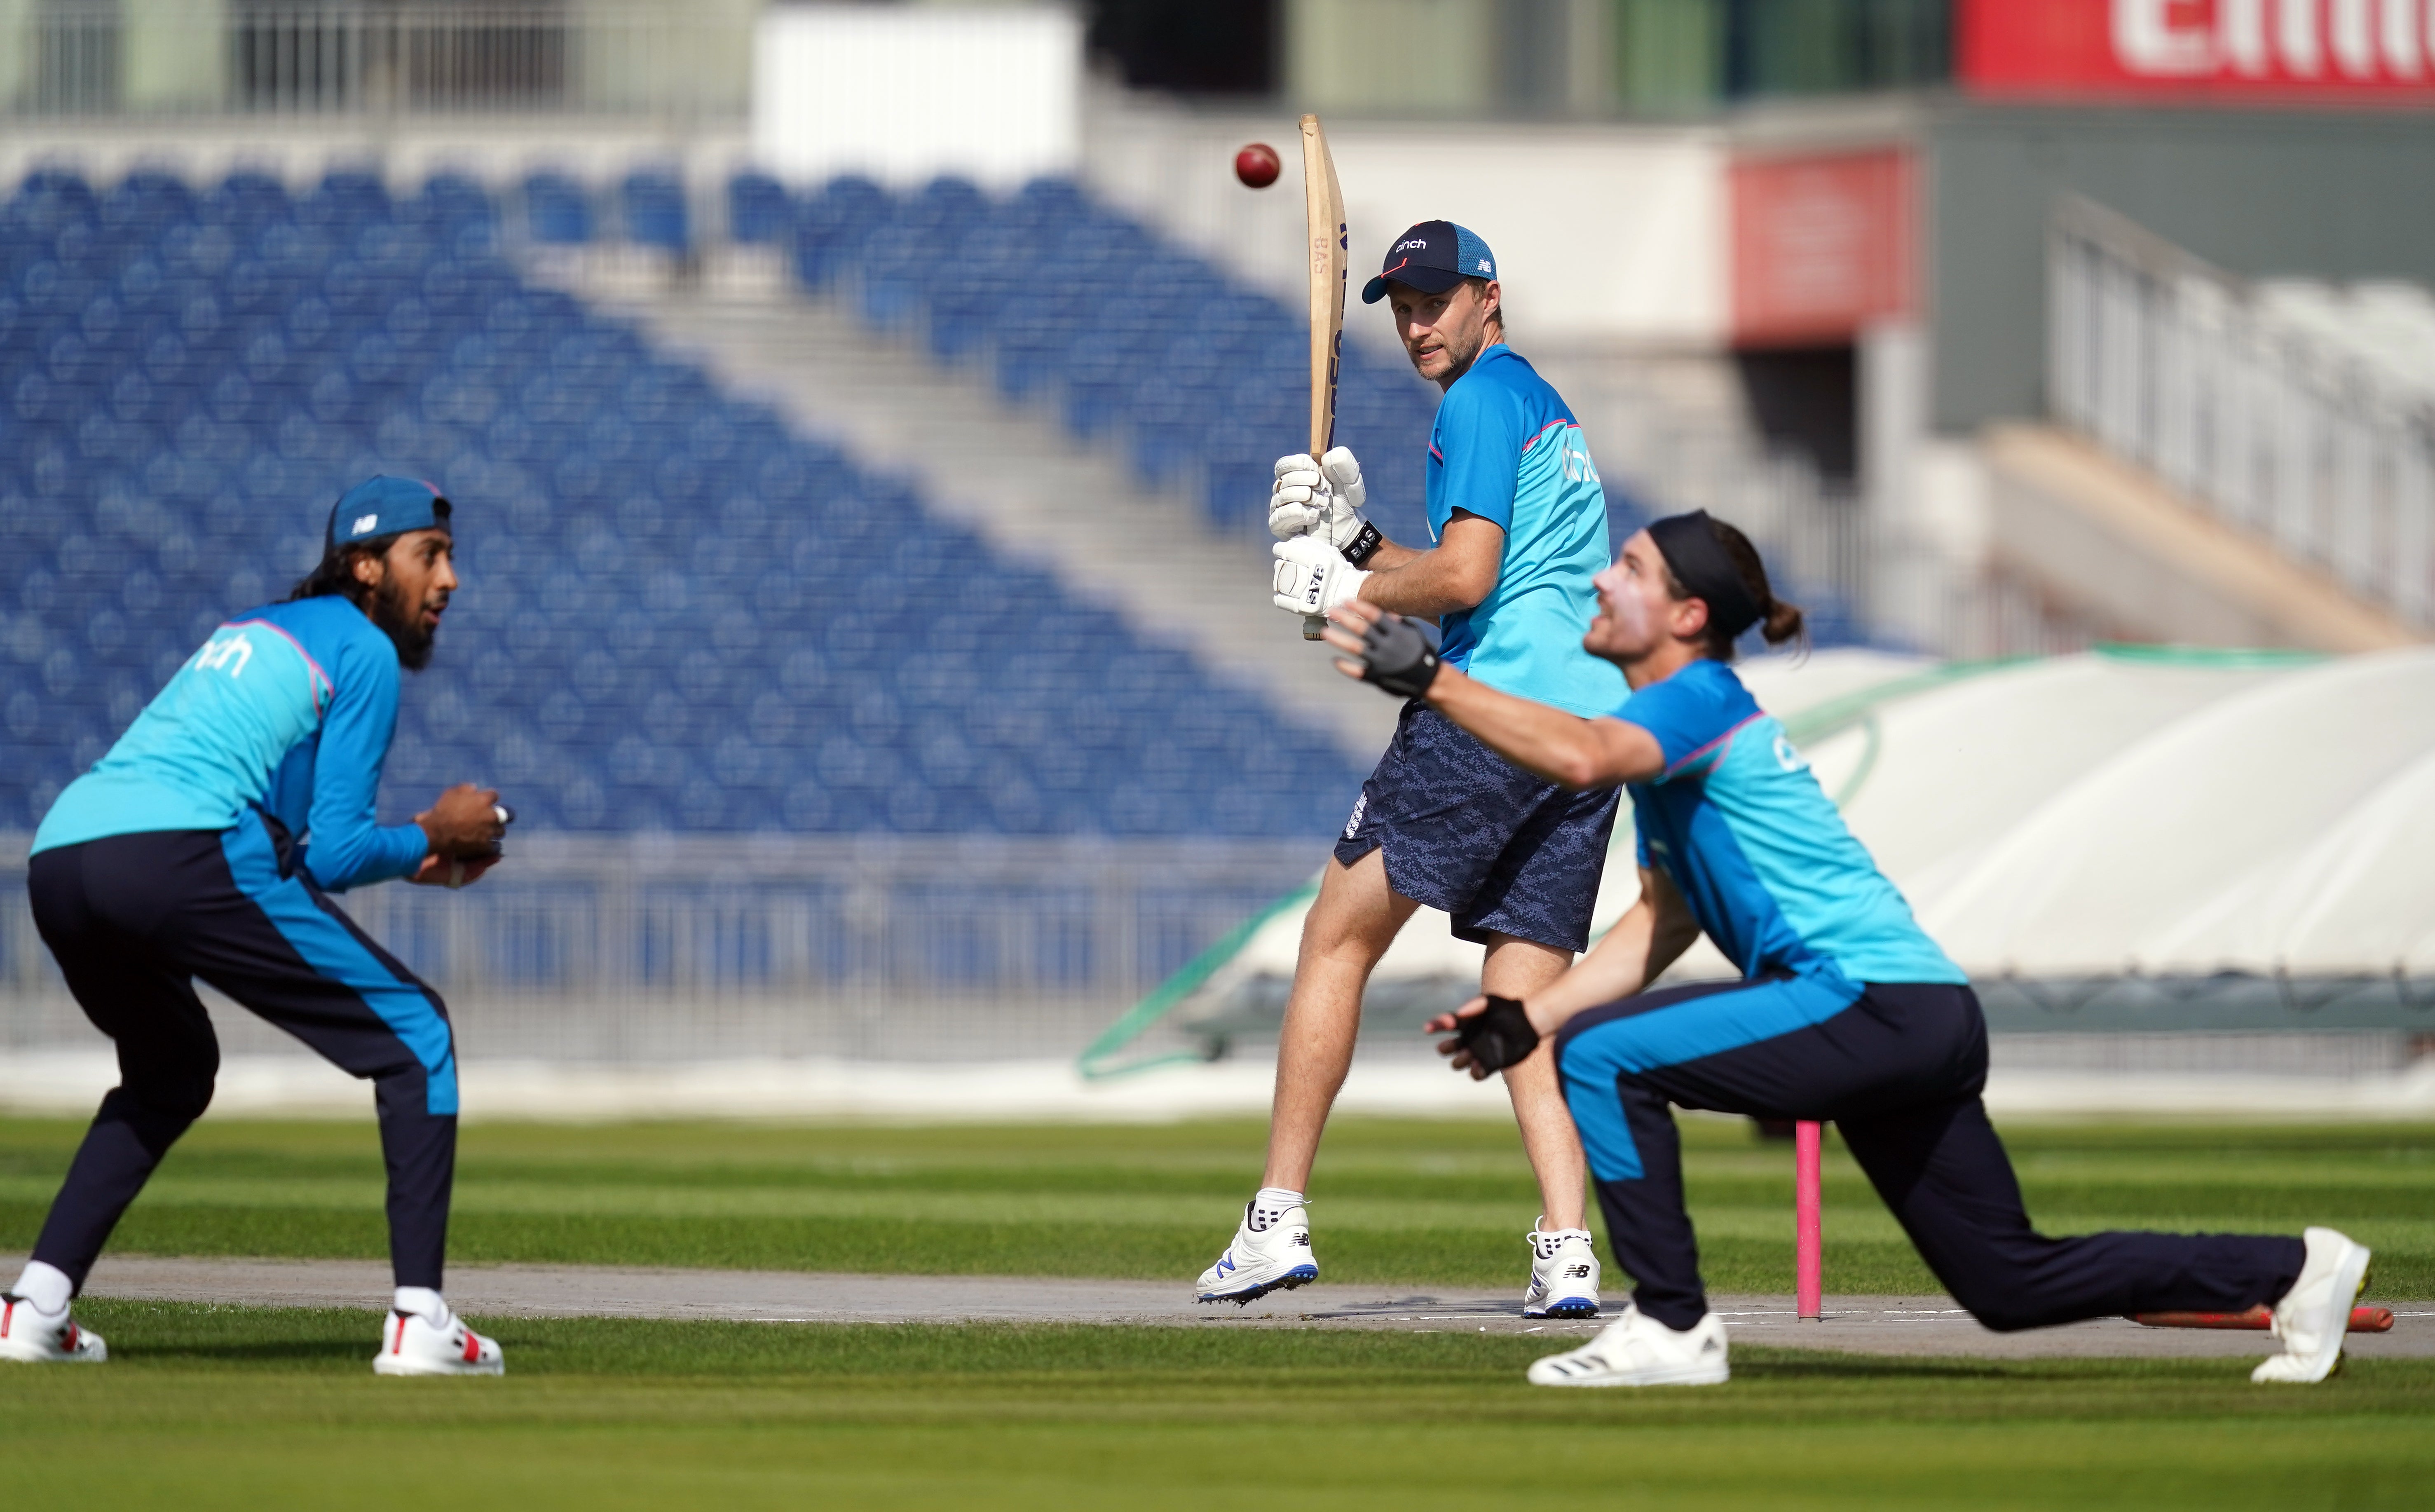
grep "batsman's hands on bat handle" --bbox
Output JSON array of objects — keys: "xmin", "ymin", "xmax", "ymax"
[
  {"xmin": 1268, "ymin": 448, "xmax": 1381, "ymax": 565},
  {"xmin": 1427, "ymin": 994, "xmax": 1544, "ymax": 1080},
  {"xmin": 1322, "ymin": 598, "xmax": 1441, "ymax": 699},
  {"xmin": 1271, "ymin": 536, "xmax": 1370, "ymax": 623},
  {"xmin": 417, "ymin": 782, "xmax": 508, "ymax": 861}
]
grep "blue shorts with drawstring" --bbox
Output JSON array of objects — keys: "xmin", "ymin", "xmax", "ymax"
[{"xmin": 1332, "ymin": 700, "xmax": 1619, "ymax": 952}]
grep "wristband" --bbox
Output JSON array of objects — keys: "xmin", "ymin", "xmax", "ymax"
[
  {"xmin": 1456, "ymin": 995, "xmax": 1542, "ymax": 1073},
  {"xmin": 1341, "ymin": 519, "xmax": 1385, "ymax": 568}
]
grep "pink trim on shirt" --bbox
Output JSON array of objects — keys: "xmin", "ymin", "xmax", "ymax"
[
  {"xmin": 1518, "ymin": 419, "xmax": 1574, "ymax": 455},
  {"xmin": 1663, "ymin": 712, "xmax": 1764, "ymax": 780},
  {"xmin": 222, "ymin": 619, "xmax": 335, "ymax": 713}
]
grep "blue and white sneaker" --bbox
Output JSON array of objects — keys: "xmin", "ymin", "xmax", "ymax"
[
  {"xmin": 1195, "ymin": 1196, "xmax": 1318, "ymax": 1305},
  {"xmin": 1523, "ymin": 1220, "xmax": 1601, "ymax": 1319}
]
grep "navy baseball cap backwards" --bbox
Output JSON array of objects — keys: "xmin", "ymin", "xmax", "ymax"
[
  {"xmin": 1362, "ymin": 220, "xmax": 1498, "ymax": 304},
  {"xmin": 327, "ymin": 476, "xmax": 451, "ymax": 551}
]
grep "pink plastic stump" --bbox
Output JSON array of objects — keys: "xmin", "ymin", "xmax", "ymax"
[{"xmin": 1795, "ymin": 1119, "xmax": 1823, "ymax": 1321}]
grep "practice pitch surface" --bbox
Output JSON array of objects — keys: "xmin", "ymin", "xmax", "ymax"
[{"xmin": 21, "ymin": 1254, "xmax": 2428, "ymax": 1362}]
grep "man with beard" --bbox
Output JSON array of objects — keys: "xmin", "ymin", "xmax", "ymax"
[{"xmin": 0, "ymin": 477, "xmax": 511, "ymax": 1377}]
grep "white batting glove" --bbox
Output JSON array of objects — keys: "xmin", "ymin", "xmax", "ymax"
[
  {"xmin": 1272, "ymin": 536, "xmax": 1370, "ymax": 621},
  {"xmin": 1268, "ymin": 453, "xmax": 1326, "ymax": 540},
  {"xmin": 1268, "ymin": 448, "xmax": 1379, "ymax": 562}
]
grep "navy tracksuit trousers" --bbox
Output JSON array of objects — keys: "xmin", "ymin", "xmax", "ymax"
[
  {"xmin": 25, "ymin": 817, "xmax": 458, "ymax": 1294},
  {"xmin": 1555, "ymin": 975, "xmax": 2305, "ymax": 1332}
]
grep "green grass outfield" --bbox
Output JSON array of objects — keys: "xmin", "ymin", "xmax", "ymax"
[
  {"xmin": 3, "ymin": 1115, "xmax": 2433, "ymax": 1509},
  {"xmin": 4, "ymin": 1114, "xmax": 2433, "ymax": 1294},
  {"xmin": 5, "ymin": 1303, "xmax": 2432, "ymax": 1510}
]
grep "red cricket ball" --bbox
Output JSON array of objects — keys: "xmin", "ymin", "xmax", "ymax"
[{"xmin": 1235, "ymin": 143, "xmax": 1281, "ymax": 190}]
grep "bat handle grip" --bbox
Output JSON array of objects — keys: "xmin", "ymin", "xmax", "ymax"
[{"xmin": 1301, "ymin": 614, "xmax": 1327, "ymax": 642}]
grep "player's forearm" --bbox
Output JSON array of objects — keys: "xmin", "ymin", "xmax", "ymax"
[
  {"xmin": 1424, "ymin": 668, "xmax": 1613, "ymax": 788},
  {"xmin": 1527, "ymin": 901, "xmax": 1658, "ymax": 1034},
  {"xmin": 1641, "ymin": 870, "xmax": 1703, "ymax": 982},
  {"xmin": 303, "ymin": 820, "xmax": 431, "ymax": 893},
  {"xmin": 1356, "ymin": 551, "xmax": 1487, "ymax": 619}
]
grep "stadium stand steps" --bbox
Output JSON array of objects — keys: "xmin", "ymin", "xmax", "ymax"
[
  {"xmin": 571, "ymin": 274, "xmax": 1401, "ymax": 763},
  {"xmin": 0, "ymin": 166, "xmax": 1366, "ymax": 839},
  {"xmin": 727, "ymin": 171, "xmax": 1863, "ymax": 651}
]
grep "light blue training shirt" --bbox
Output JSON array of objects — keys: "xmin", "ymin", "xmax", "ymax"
[
  {"xmin": 1424, "ymin": 343, "xmax": 1624, "ymax": 718},
  {"xmin": 1620, "ymin": 659, "xmax": 1964, "ymax": 986},
  {"xmin": 33, "ymin": 595, "xmax": 431, "ymax": 892}
]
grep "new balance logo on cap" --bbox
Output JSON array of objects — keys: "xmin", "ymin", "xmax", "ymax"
[{"xmin": 326, "ymin": 476, "xmax": 450, "ymax": 552}]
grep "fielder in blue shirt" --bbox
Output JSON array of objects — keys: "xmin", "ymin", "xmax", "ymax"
[
  {"xmin": 1, "ymin": 478, "xmax": 513, "ymax": 1378},
  {"xmin": 1205, "ymin": 223, "xmax": 1624, "ymax": 1317},
  {"xmin": 1322, "ymin": 510, "xmax": 2372, "ymax": 1390}
]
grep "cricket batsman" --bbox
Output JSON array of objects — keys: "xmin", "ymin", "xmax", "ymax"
[
  {"xmin": 1328, "ymin": 511, "xmax": 2372, "ymax": 1388},
  {"xmin": 1197, "ymin": 223, "xmax": 1626, "ymax": 1315},
  {"xmin": 0, "ymin": 477, "xmax": 512, "ymax": 1376}
]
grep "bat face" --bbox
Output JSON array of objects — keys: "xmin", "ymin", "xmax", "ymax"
[
  {"xmin": 1301, "ymin": 114, "xmax": 1347, "ymax": 461},
  {"xmin": 1298, "ymin": 115, "xmax": 1348, "ymax": 641}
]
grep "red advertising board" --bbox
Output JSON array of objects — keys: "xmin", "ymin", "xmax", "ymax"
[
  {"xmin": 1962, "ymin": 0, "xmax": 2435, "ymax": 100},
  {"xmin": 1729, "ymin": 149, "xmax": 1915, "ymax": 347}
]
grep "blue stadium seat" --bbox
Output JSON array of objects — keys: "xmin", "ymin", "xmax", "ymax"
[
  {"xmin": 726, "ymin": 173, "xmax": 792, "ymax": 245},
  {"xmin": 522, "ymin": 173, "xmax": 592, "ymax": 246},
  {"xmin": 619, "ymin": 172, "xmax": 688, "ymax": 253},
  {"xmin": 0, "ymin": 165, "xmax": 1374, "ymax": 838}
]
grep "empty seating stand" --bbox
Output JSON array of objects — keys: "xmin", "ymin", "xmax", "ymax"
[{"xmin": 0, "ymin": 168, "xmax": 1364, "ymax": 839}]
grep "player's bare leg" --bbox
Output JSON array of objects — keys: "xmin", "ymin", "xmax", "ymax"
[
  {"xmin": 1263, "ymin": 845, "xmax": 1417, "ymax": 1192},
  {"xmin": 1197, "ymin": 849, "xmax": 1413, "ymax": 1303},
  {"xmin": 1484, "ymin": 932, "xmax": 1599, "ymax": 1315},
  {"xmin": 1483, "ymin": 934, "xmax": 1586, "ymax": 1226}
]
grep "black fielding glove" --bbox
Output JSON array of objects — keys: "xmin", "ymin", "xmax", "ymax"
[
  {"xmin": 1358, "ymin": 614, "xmax": 1441, "ymax": 700},
  {"xmin": 1457, "ymin": 995, "xmax": 1541, "ymax": 1073}
]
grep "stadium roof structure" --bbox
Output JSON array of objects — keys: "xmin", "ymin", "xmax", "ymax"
[{"xmin": 1094, "ymin": 646, "xmax": 2435, "ymax": 1071}]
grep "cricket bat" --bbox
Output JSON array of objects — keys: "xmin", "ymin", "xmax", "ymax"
[{"xmin": 1299, "ymin": 112, "xmax": 1348, "ymax": 642}]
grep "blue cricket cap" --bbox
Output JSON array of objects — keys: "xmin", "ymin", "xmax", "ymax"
[
  {"xmin": 327, "ymin": 476, "xmax": 451, "ymax": 551},
  {"xmin": 1362, "ymin": 220, "xmax": 1497, "ymax": 304}
]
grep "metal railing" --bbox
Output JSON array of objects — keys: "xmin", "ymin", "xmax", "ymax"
[
  {"xmin": 5, "ymin": 2, "xmax": 748, "ymax": 119},
  {"xmin": 2050, "ymin": 195, "xmax": 2435, "ymax": 628},
  {"xmin": 0, "ymin": 833, "xmax": 1318, "ymax": 1062}
]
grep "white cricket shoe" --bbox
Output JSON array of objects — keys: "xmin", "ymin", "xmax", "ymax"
[
  {"xmin": 0, "ymin": 1295, "xmax": 106, "ymax": 1364},
  {"xmin": 372, "ymin": 1307, "xmax": 505, "ymax": 1377},
  {"xmin": 2252, "ymin": 1226, "xmax": 2373, "ymax": 1385},
  {"xmin": 1195, "ymin": 1198, "xmax": 1318, "ymax": 1305},
  {"xmin": 1527, "ymin": 1301, "xmax": 1728, "ymax": 1388},
  {"xmin": 1521, "ymin": 1219, "xmax": 1600, "ymax": 1319}
]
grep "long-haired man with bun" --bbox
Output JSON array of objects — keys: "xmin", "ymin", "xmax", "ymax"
[
  {"xmin": 0, "ymin": 478, "xmax": 513, "ymax": 1377},
  {"xmin": 1324, "ymin": 511, "xmax": 2372, "ymax": 1390}
]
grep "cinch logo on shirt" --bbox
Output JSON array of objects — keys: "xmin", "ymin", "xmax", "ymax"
[{"xmin": 192, "ymin": 634, "xmax": 254, "ymax": 677}]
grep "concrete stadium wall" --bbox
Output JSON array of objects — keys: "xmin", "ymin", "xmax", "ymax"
[
  {"xmin": 1083, "ymin": 96, "xmax": 1729, "ymax": 356},
  {"xmin": 1928, "ymin": 103, "xmax": 2435, "ymax": 433},
  {"xmin": 1982, "ymin": 426, "xmax": 2424, "ymax": 653}
]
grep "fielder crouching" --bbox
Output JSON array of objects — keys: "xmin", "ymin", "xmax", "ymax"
[
  {"xmin": 0, "ymin": 478, "xmax": 511, "ymax": 1377},
  {"xmin": 1324, "ymin": 510, "xmax": 2372, "ymax": 1389}
]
